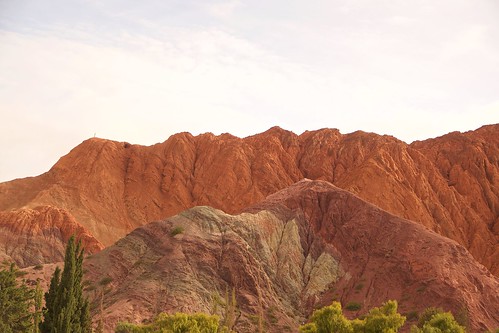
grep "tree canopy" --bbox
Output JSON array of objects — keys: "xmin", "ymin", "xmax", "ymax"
[
  {"xmin": 40, "ymin": 236, "xmax": 91, "ymax": 333},
  {"xmin": 0, "ymin": 263, "xmax": 34, "ymax": 333},
  {"xmin": 115, "ymin": 312, "xmax": 220, "ymax": 333},
  {"xmin": 299, "ymin": 300, "xmax": 406, "ymax": 333}
]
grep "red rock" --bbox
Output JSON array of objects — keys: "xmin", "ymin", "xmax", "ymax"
[
  {"xmin": 0, "ymin": 125, "xmax": 497, "ymax": 275},
  {"xmin": 81, "ymin": 180, "xmax": 499, "ymax": 332},
  {"xmin": 0, "ymin": 205, "xmax": 103, "ymax": 266}
]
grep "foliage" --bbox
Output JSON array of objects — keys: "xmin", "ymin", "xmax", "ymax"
[
  {"xmin": 360, "ymin": 300, "xmax": 406, "ymax": 333},
  {"xmin": 299, "ymin": 323, "xmax": 318, "ymax": 333},
  {"xmin": 33, "ymin": 280, "xmax": 43, "ymax": 333},
  {"xmin": 300, "ymin": 300, "xmax": 406, "ymax": 333},
  {"xmin": 0, "ymin": 263, "xmax": 34, "ymax": 333},
  {"xmin": 345, "ymin": 302, "xmax": 362, "ymax": 311},
  {"xmin": 40, "ymin": 236, "xmax": 91, "ymax": 333},
  {"xmin": 115, "ymin": 312, "xmax": 220, "ymax": 333},
  {"xmin": 309, "ymin": 302, "xmax": 353, "ymax": 333},
  {"xmin": 220, "ymin": 287, "xmax": 239, "ymax": 332},
  {"xmin": 416, "ymin": 307, "xmax": 444, "ymax": 329},
  {"xmin": 99, "ymin": 276, "xmax": 113, "ymax": 286},
  {"xmin": 411, "ymin": 311, "xmax": 465, "ymax": 333},
  {"xmin": 170, "ymin": 226, "xmax": 184, "ymax": 236}
]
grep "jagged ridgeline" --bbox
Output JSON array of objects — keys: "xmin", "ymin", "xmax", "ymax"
[{"xmin": 0, "ymin": 125, "xmax": 498, "ymax": 332}]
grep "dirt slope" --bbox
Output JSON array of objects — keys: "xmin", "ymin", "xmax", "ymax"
[
  {"xmin": 81, "ymin": 180, "xmax": 499, "ymax": 332},
  {"xmin": 0, "ymin": 125, "xmax": 497, "ymax": 274}
]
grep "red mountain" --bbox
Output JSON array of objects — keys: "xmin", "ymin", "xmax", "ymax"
[
  {"xmin": 0, "ymin": 125, "xmax": 497, "ymax": 275},
  {"xmin": 79, "ymin": 180, "xmax": 499, "ymax": 332}
]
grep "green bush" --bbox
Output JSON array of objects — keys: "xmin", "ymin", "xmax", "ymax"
[
  {"xmin": 300, "ymin": 300, "xmax": 406, "ymax": 333},
  {"xmin": 99, "ymin": 276, "xmax": 113, "ymax": 286},
  {"xmin": 345, "ymin": 302, "xmax": 362, "ymax": 311},
  {"xmin": 170, "ymin": 226, "xmax": 184, "ymax": 237},
  {"xmin": 411, "ymin": 310, "xmax": 465, "ymax": 333},
  {"xmin": 116, "ymin": 312, "xmax": 220, "ymax": 333}
]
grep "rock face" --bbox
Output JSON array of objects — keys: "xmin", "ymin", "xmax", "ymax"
[
  {"xmin": 0, "ymin": 205, "xmax": 104, "ymax": 266},
  {"xmin": 0, "ymin": 125, "xmax": 497, "ymax": 274},
  {"xmin": 83, "ymin": 180, "xmax": 499, "ymax": 332}
]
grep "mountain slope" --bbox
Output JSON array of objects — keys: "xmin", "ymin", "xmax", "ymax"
[
  {"xmin": 0, "ymin": 205, "xmax": 104, "ymax": 266},
  {"xmin": 0, "ymin": 125, "xmax": 497, "ymax": 274},
  {"xmin": 82, "ymin": 180, "xmax": 499, "ymax": 332}
]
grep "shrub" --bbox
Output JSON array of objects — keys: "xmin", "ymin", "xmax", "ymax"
[
  {"xmin": 345, "ymin": 302, "xmax": 362, "ymax": 311},
  {"xmin": 115, "ymin": 312, "xmax": 220, "ymax": 333},
  {"xmin": 99, "ymin": 276, "xmax": 113, "ymax": 286},
  {"xmin": 300, "ymin": 300, "xmax": 405, "ymax": 333},
  {"xmin": 411, "ymin": 311, "xmax": 465, "ymax": 333},
  {"xmin": 170, "ymin": 226, "xmax": 184, "ymax": 236}
]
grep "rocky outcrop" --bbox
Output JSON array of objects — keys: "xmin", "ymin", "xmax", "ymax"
[
  {"xmin": 0, "ymin": 125, "xmax": 497, "ymax": 274},
  {"xmin": 82, "ymin": 180, "xmax": 499, "ymax": 332},
  {"xmin": 0, "ymin": 205, "xmax": 103, "ymax": 266}
]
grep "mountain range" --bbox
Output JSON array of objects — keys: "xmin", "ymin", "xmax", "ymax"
[{"xmin": 1, "ymin": 124, "xmax": 498, "ymax": 331}]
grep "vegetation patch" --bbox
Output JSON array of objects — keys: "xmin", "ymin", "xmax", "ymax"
[
  {"xmin": 99, "ymin": 276, "xmax": 113, "ymax": 286},
  {"xmin": 345, "ymin": 302, "xmax": 362, "ymax": 311},
  {"xmin": 405, "ymin": 310, "xmax": 419, "ymax": 321},
  {"xmin": 170, "ymin": 226, "xmax": 184, "ymax": 236}
]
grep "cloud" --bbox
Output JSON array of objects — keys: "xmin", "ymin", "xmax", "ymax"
[
  {"xmin": 205, "ymin": 0, "xmax": 241, "ymax": 18},
  {"xmin": 1, "ymin": 0, "xmax": 499, "ymax": 181}
]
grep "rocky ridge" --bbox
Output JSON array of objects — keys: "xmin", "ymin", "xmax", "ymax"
[
  {"xmin": 81, "ymin": 180, "xmax": 499, "ymax": 332},
  {"xmin": 0, "ymin": 205, "xmax": 103, "ymax": 266},
  {"xmin": 0, "ymin": 125, "xmax": 497, "ymax": 275}
]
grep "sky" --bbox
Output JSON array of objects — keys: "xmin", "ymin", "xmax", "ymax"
[{"xmin": 1, "ymin": 0, "xmax": 498, "ymax": 182}]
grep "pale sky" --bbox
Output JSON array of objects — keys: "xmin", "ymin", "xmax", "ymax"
[{"xmin": 1, "ymin": 0, "xmax": 498, "ymax": 182}]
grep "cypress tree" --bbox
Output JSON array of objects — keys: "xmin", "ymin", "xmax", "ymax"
[
  {"xmin": 0, "ymin": 263, "xmax": 34, "ymax": 333},
  {"xmin": 40, "ymin": 266, "xmax": 60, "ymax": 333},
  {"xmin": 40, "ymin": 236, "xmax": 91, "ymax": 333},
  {"xmin": 33, "ymin": 280, "xmax": 43, "ymax": 333}
]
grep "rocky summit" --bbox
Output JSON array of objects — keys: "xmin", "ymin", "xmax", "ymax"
[
  {"xmin": 2, "ymin": 125, "xmax": 498, "ymax": 333},
  {"xmin": 0, "ymin": 125, "xmax": 497, "ymax": 276},
  {"xmin": 81, "ymin": 180, "xmax": 498, "ymax": 332}
]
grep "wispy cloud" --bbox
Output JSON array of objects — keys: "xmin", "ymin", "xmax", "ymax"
[
  {"xmin": 0, "ymin": 0, "xmax": 498, "ymax": 181},
  {"xmin": 205, "ymin": 0, "xmax": 241, "ymax": 18}
]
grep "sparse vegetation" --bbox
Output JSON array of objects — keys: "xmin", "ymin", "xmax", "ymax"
[
  {"xmin": 405, "ymin": 310, "xmax": 419, "ymax": 322},
  {"xmin": 99, "ymin": 276, "xmax": 113, "ymax": 286},
  {"xmin": 416, "ymin": 285, "xmax": 427, "ymax": 293},
  {"xmin": 115, "ymin": 312, "xmax": 220, "ymax": 333},
  {"xmin": 170, "ymin": 226, "xmax": 184, "ymax": 236},
  {"xmin": 345, "ymin": 301, "xmax": 362, "ymax": 311},
  {"xmin": 34, "ymin": 264, "xmax": 44, "ymax": 270}
]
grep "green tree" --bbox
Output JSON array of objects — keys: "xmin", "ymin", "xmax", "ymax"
[
  {"xmin": 416, "ymin": 307, "xmax": 444, "ymax": 329},
  {"xmin": 300, "ymin": 300, "xmax": 406, "ymax": 333},
  {"xmin": 115, "ymin": 312, "xmax": 220, "ymax": 333},
  {"xmin": 0, "ymin": 263, "xmax": 34, "ymax": 333},
  {"xmin": 300, "ymin": 301, "xmax": 352, "ymax": 333},
  {"xmin": 411, "ymin": 312, "xmax": 465, "ymax": 333},
  {"xmin": 359, "ymin": 300, "xmax": 406, "ymax": 333},
  {"xmin": 40, "ymin": 236, "xmax": 91, "ymax": 333},
  {"xmin": 33, "ymin": 280, "xmax": 43, "ymax": 333},
  {"xmin": 299, "ymin": 323, "xmax": 318, "ymax": 333}
]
